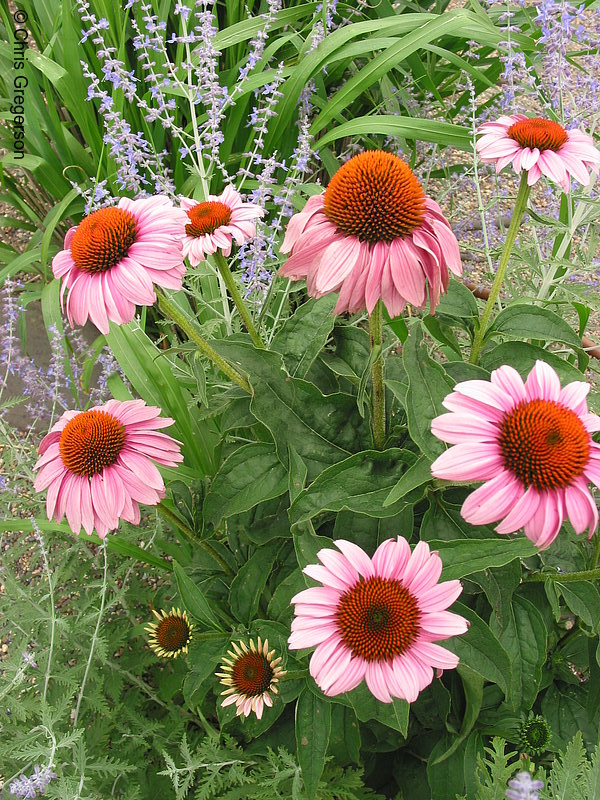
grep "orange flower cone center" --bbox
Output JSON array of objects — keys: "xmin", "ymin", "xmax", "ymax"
[
  {"xmin": 70, "ymin": 207, "xmax": 137, "ymax": 273},
  {"xmin": 59, "ymin": 410, "xmax": 126, "ymax": 477},
  {"xmin": 156, "ymin": 615, "xmax": 191, "ymax": 652},
  {"xmin": 508, "ymin": 118, "xmax": 568, "ymax": 152},
  {"xmin": 499, "ymin": 399, "xmax": 590, "ymax": 490},
  {"xmin": 323, "ymin": 150, "xmax": 426, "ymax": 244},
  {"xmin": 336, "ymin": 576, "xmax": 420, "ymax": 662},
  {"xmin": 231, "ymin": 652, "xmax": 274, "ymax": 696},
  {"xmin": 185, "ymin": 201, "xmax": 232, "ymax": 237}
]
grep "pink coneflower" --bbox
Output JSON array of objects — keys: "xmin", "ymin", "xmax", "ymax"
[
  {"xmin": 278, "ymin": 150, "xmax": 462, "ymax": 317},
  {"xmin": 33, "ymin": 399, "xmax": 183, "ymax": 538},
  {"xmin": 430, "ymin": 360, "xmax": 600, "ymax": 549},
  {"xmin": 476, "ymin": 115, "xmax": 600, "ymax": 192},
  {"xmin": 180, "ymin": 185, "xmax": 263, "ymax": 266},
  {"xmin": 52, "ymin": 196, "xmax": 188, "ymax": 335},
  {"xmin": 288, "ymin": 538, "xmax": 468, "ymax": 703},
  {"xmin": 216, "ymin": 638, "xmax": 286, "ymax": 719}
]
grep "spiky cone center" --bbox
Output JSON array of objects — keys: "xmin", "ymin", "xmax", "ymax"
[
  {"xmin": 519, "ymin": 716, "xmax": 551, "ymax": 755},
  {"xmin": 59, "ymin": 410, "xmax": 126, "ymax": 477},
  {"xmin": 323, "ymin": 150, "xmax": 426, "ymax": 244},
  {"xmin": 218, "ymin": 639, "xmax": 285, "ymax": 698},
  {"xmin": 70, "ymin": 207, "xmax": 137, "ymax": 273},
  {"xmin": 508, "ymin": 118, "xmax": 568, "ymax": 152},
  {"xmin": 336, "ymin": 576, "xmax": 420, "ymax": 662},
  {"xmin": 146, "ymin": 608, "xmax": 193, "ymax": 658},
  {"xmin": 499, "ymin": 399, "xmax": 590, "ymax": 490},
  {"xmin": 185, "ymin": 201, "xmax": 231, "ymax": 237}
]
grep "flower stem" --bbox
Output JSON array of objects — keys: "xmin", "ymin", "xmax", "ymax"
[
  {"xmin": 157, "ymin": 503, "xmax": 235, "ymax": 579},
  {"xmin": 212, "ymin": 251, "xmax": 265, "ymax": 349},
  {"xmin": 592, "ymin": 531, "xmax": 600, "ymax": 569},
  {"xmin": 157, "ymin": 291, "xmax": 252, "ymax": 394},
  {"xmin": 470, "ymin": 172, "xmax": 531, "ymax": 364},
  {"xmin": 369, "ymin": 300, "xmax": 386, "ymax": 450},
  {"xmin": 526, "ymin": 568, "xmax": 600, "ymax": 584}
]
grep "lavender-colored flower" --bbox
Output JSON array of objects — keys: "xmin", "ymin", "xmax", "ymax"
[
  {"xmin": 9, "ymin": 765, "xmax": 56, "ymax": 798},
  {"xmin": 506, "ymin": 771, "xmax": 544, "ymax": 800}
]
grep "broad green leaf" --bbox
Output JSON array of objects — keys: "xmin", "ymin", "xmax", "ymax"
[
  {"xmin": 338, "ymin": 683, "xmax": 409, "ymax": 736},
  {"xmin": 436, "ymin": 279, "xmax": 480, "ymax": 319},
  {"xmin": 384, "ymin": 454, "xmax": 433, "ymax": 507},
  {"xmin": 213, "ymin": 340, "xmax": 370, "ymax": 478},
  {"xmin": 315, "ymin": 114, "xmax": 472, "ymax": 149},
  {"xmin": 228, "ymin": 540, "xmax": 281, "ymax": 625},
  {"xmin": 203, "ymin": 443, "xmax": 287, "ymax": 529},
  {"xmin": 445, "ymin": 603, "xmax": 511, "ymax": 695},
  {"xmin": 288, "ymin": 444, "xmax": 308, "ymax": 506},
  {"xmin": 470, "ymin": 560, "xmax": 522, "ymax": 631},
  {"xmin": 173, "ymin": 561, "xmax": 224, "ymax": 631},
  {"xmin": 271, "ymin": 295, "xmax": 336, "ymax": 377},
  {"xmin": 491, "ymin": 595, "xmax": 547, "ymax": 710},
  {"xmin": 542, "ymin": 683, "xmax": 598, "ymax": 751},
  {"xmin": 487, "ymin": 305, "xmax": 583, "ymax": 351},
  {"xmin": 558, "ymin": 583, "xmax": 600, "ymax": 632},
  {"xmin": 430, "ymin": 538, "xmax": 539, "ymax": 580},
  {"xmin": 427, "ymin": 734, "xmax": 466, "ymax": 800},
  {"xmin": 403, "ymin": 322, "xmax": 455, "ymax": 459},
  {"xmin": 328, "ymin": 705, "xmax": 361, "ymax": 765},
  {"xmin": 480, "ymin": 342, "xmax": 585, "ymax": 385},
  {"xmin": 296, "ymin": 688, "xmax": 331, "ymax": 800},
  {"xmin": 431, "ymin": 666, "xmax": 483, "ymax": 766},
  {"xmin": 289, "ymin": 448, "xmax": 418, "ymax": 524},
  {"xmin": 293, "ymin": 527, "xmax": 334, "ymax": 577}
]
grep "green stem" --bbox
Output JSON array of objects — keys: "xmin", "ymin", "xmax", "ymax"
[
  {"xmin": 212, "ymin": 251, "xmax": 265, "ymax": 349},
  {"xmin": 592, "ymin": 531, "xmax": 600, "ymax": 569},
  {"xmin": 157, "ymin": 291, "xmax": 252, "ymax": 394},
  {"xmin": 369, "ymin": 300, "xmax": 386, "ymax": 450},
  {"xmin": 470, "ymin": 172, "xmax": 531, "ymax": 364},
  {"xmin": 157, "ymin": 503, "xmax": 235, "ymax": 579},
  {"xmin": 526, "ymin": 568, "xmax": 600, "ymax": 584}
]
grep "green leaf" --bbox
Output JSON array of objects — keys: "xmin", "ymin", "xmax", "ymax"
[
  {"xmin": 436, "ymin": 279, "xmax": 480, "ymax": 319},
  {"xmin": 384, "ymin": 454, "xmax": 433, "ymax": 507},
  {"xmin": 431, "ymin": 666, "xmax": 483, "ymax": 766},
  {"xmin": 173, "ymin": 561, "xmax": 224, "ymax": 631},
  {"xmin": 491, "ymin": 595, "xmax": 547, "ymax": 710},
  {"xmin": 427, "ymin": 733, "xmax": 467, "ymax": 800},
  {"xmin": 558, "ymin": 583, "xmax": 600, "ymax": 632},
  {"xmin": 542, "ymin": 684, "xmax": 598, "ymax": 751},
  {"xmin": 338, "ymin": 683, "xmax": 409, "ymax": 735},
  {"xmin": 315, "ymin": 114, "xmax": 472, "ymax": 149},
  {"xmin": 293, "ymin": 527, "xmax": 334, "ymax": 576},
  {"xmin": 480, "ymin": 342, "xmax": 585, "ymax": 385},
  {"xmin": 213, "ymin": 341, "xmax": 370, "ymax": 479},
  {"xmin": 203, "ymin": 443, "xmax": 288, "ymax": 529},
  {"xmin": 228, "ymin": 540, "xmax": 281, "ymax": 625},
  {"xmin": 271, "ymin": 295, "xmax": 336, "ymax": 377},
  {"xmin": 289, "ymin": 448, "xmax": 418, "ymax": 524},
  {"xmin": 445, "ymin": 603, "xmax": 511, "ymax": 695},
  {"xmin": 429, "ymin": 538, "xmax": 539, "ymax": 581},
  {"xmin": 403, "ymin": 322, "xmax": 455, "ymax": 459},
  {"xmin": 487, "ymin": 305, "xmax": 583, "ymax": 351},
  {"xmin": 295, "ymin": 688, "xmax": 331, "ymax": 800},
  {"xmin": 288, "ymin": 444, "xmax": 308, "ymax": 506},
  {"xmin": 106, "ymin": 323, "xmax": 215, "ymax": 474},
  {"xmin": 328, "ymin": 705, "xmax": 361, "ymax": 765}
]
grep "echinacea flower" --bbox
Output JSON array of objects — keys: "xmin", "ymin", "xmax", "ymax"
[
  {"xmin": 146, "ymin": 607, "xmax": 193, "ymax": 658},
  {"xmin": 216, "ymin": 638, "xmax": 286, "ymax": 719},
  {"xmin": 288, "ymin": 538, "xmax": 468, "ymax": 703},
  {"xmin": 52, "ymin": 196, "xmax": 188, "ymax": 334},
  {"xmin": 278, "ymin": 150, "xmax": 462, "ymax": 317},
  {"xmin": 430, "ymin": 360, "xmax": 600, "ymax": 549},
  {"xmin": 519, "ymin": 714, "xmax": 552, "ymax": 756},
  {"xmin": 180, "ymin": 185, "xmax": 263, "ymax": 266},
  {"xmin": 476, "ymin": 115, "xmax": 600, "ymax": 192},
  {"xmin": 33, "ymin": 399, "xmax": 183, "ymax": 538}
]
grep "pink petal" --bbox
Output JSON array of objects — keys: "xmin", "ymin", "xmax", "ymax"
[
  {"xmin": 430, "ymin": 442, "xmax": 504, "ymax": 482},
  {"xmin": 460, "ymin": 471, "xmax": 523, "ymax": 526}
]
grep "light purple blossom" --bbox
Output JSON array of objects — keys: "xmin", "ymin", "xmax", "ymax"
[{"xmin": 506, "ymin": 771, "xmax": 544, "ymax": 800}]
